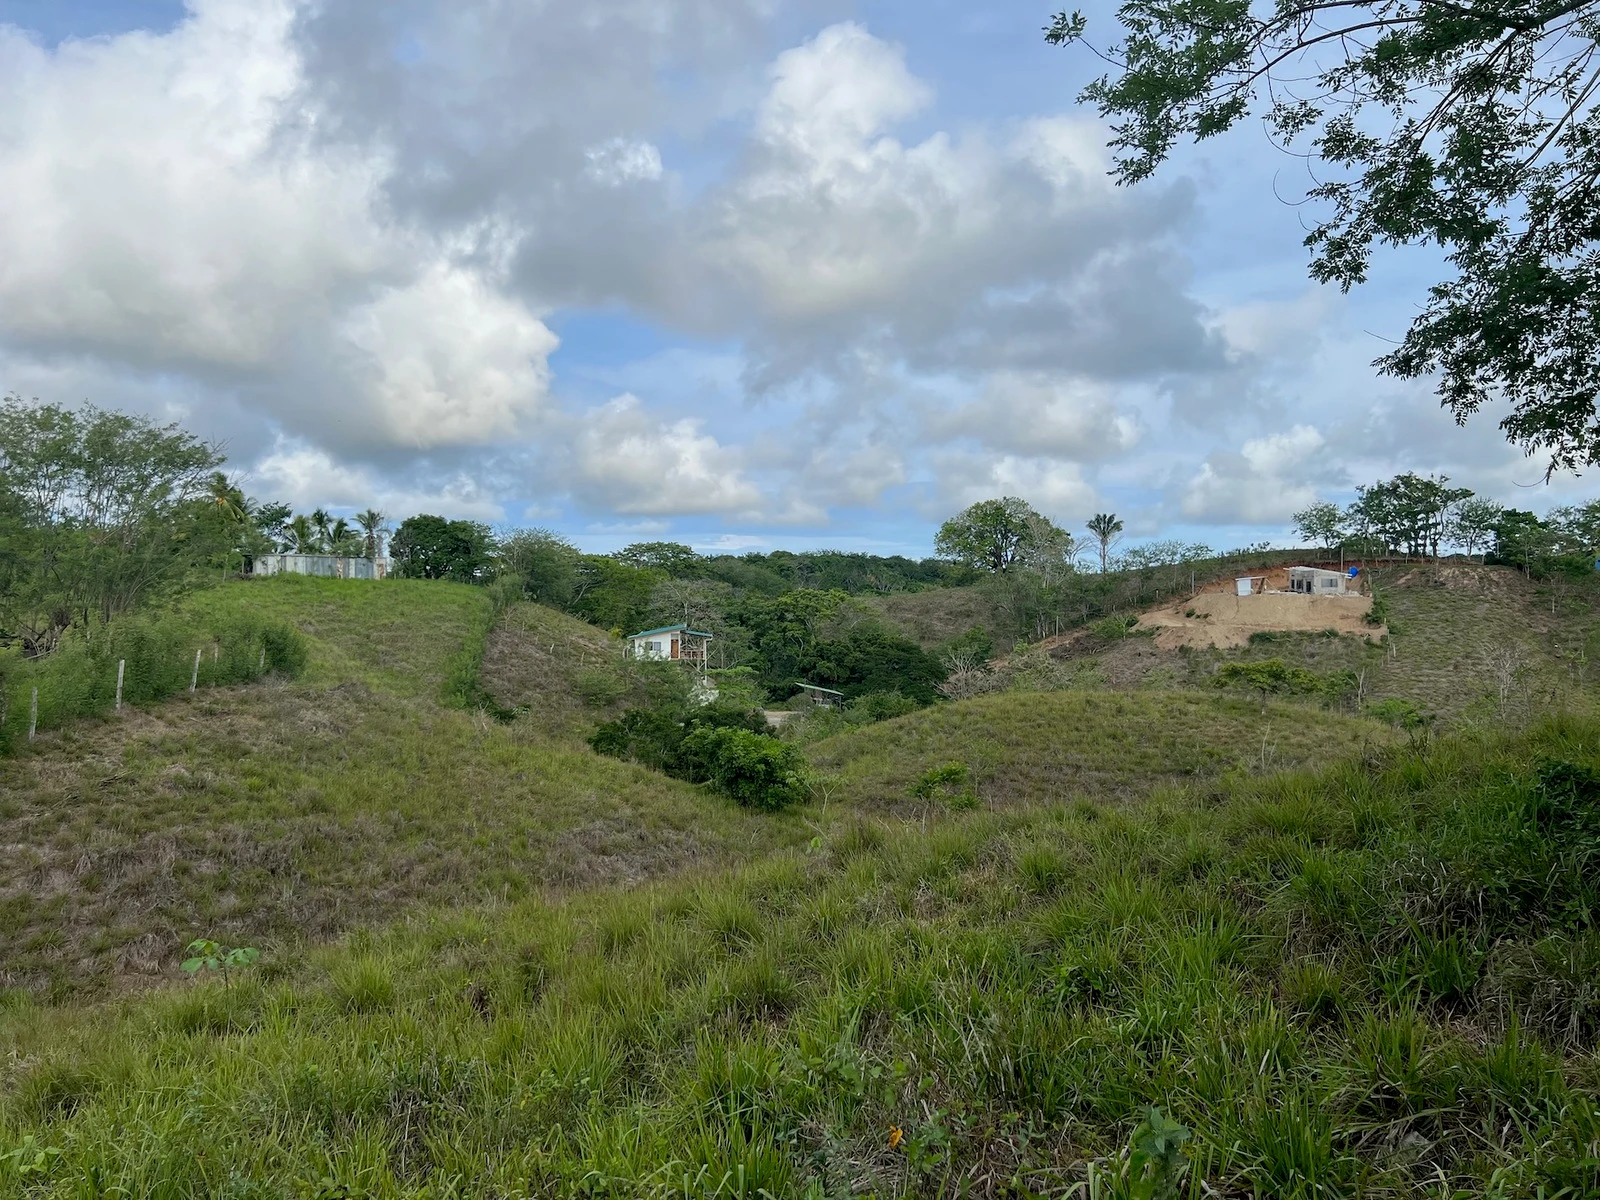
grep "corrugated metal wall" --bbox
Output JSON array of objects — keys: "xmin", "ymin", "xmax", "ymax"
[{"xmin": 250, "ymin": 555, "xmax": 385, "ymax": 580}]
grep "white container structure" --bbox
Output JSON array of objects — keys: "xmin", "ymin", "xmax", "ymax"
[{"xmin": 249, "ymin": 554, "xmax": 389, "ymax": 580}]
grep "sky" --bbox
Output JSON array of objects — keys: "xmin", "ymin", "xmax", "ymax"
[{"xmin": 0, "ymin": 0, "xmax": 1590, "ymax": 557}]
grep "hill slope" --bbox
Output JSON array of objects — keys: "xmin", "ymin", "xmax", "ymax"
[
  {"xmin": 0, "ymin": 580, "xmax": 799, "ymax": 994},
  {"xmin": 2, "ymin": 716, "xmax": 1596, "ymax": 1197},
  {"xmin": 807, "ymin": 690, "xmax": 1391, "ymax": 812}
]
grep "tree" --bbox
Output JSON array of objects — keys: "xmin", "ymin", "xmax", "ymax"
[
  {"xmin": 310, "ymin": 508, "xmax": 333, "ymax": 554},
  {"xmin": 1086, "ymin": 512, "xmax": 1125, "ymax": 573},
  {"xmin": 1214, "ymin": 658, "xmax": 1320, "ymax": 712},
  {"xmin": 1049, "ymin": 0, "xmax": 1600, "ymax": 472},
  {"xmin": 1347, "ymin": 474, "xmax": 1470, "ymax": 557},
  {"xmin": 0, "ymin": 397, "xmax": 224, "ymax": 654},
  {"xmin": 935, "ymin": 498, "xmax": 1061, "ymax": 573},
  {"xmin": 288, "ymin": 514, "xmax": 318, "ymax": 554},
  {"xmin": 499, "ymin": 528, "xmax": 581, "ymax": 606},
  {"xmin": 355, "ymin": 509, "xmax": 388, "ymax": 560},
  {"xmin": 615, "ymin": 541, "xmax": 700, "ymax": 575},
  {"xmin": 390, "ymin": 515, "xmax": 494, "ymax": 583},
  {"xmin": 1292, "ymin": 501, "xmax": 1345, "ymax": 554},
  {"xmin": 1447, "ymin": 496, "xmax": 1504, "ymax": 561},
  {"xmin": 253, "ymin": 502, "xmax": 293, "ymax": 551}
]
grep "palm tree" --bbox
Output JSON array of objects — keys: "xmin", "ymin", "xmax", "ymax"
[
  {"xmin": 329, "ymin": 517, "xmax": 364, "ymax": 556},
  {"xmin": 205, "ymin": 472, "xmax": 246, "ymax": 523},
  {"xmin": 1086, "ymin": 513, "xmax": 1124, "ymax": 573},
  {"xmin": 310, "ymin": 508, "xmax": 333, "ymax": 553},
  {"xmin": 355, "ymin": 509, "xmax": 388, "ymax": 560},
  {"xmin": 289, "ymin": 514, "xmax": 318, "ymax": 554}
]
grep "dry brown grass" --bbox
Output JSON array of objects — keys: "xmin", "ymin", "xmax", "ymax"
[{"xmin": 0, "ymin": 585, "xmax": 803, "ymax": 996}]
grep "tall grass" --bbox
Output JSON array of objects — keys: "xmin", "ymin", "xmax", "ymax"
[
  {"xmin": 0, "ymin": 610, "xmax": 306, "ymax": 755},
  {"xmin": 3, "ymin": 718, "xmax": 1598, "ymax": 1196}
]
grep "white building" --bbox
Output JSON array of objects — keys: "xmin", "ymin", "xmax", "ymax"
[
  {"xmin": 624, "ymin": 624, "xmax": 712, "ymax": 666},
  {"xmin": 249, "ymin": 554, "xmax": 389, "ymax": 580},
  {"xmin": 1288, "ymin": 566, "xmax": 1354, "ymax": 595}
]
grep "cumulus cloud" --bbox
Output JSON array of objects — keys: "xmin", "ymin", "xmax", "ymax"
[
  {"xmin": 925, "ymin": 373, "xmax": 1142, "ymax": 460},
  {"xmin": 567, "ymin": 395, "xmax": 767, "ymax": 518},
  {"xmin": 0, "ymin": 0, "xmax": 558, "ymax": 459},
  {"xmin": 1179, "ymin": 426, "xmax": 1335, "ymax": 524},
  {"xmin": 0, "ymin": 0, "xmax": 1416, "ymax": 545}
]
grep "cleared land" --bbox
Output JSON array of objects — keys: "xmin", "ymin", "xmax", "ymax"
[{"xmin": 1136, "ymin": 590, "xmax": 1380, "ymax": 649}]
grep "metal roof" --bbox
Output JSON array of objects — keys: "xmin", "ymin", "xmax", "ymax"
[
  {"xmin": 797, "ymin": 681, "xmax": 845, "ymax": 696},
  {"xmin": 626, "ymin": 624, "xmax": 713, "ymax": 639}
]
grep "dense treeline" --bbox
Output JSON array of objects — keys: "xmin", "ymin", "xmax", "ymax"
[{"xmin": 1295, "ymin": 472, "xmax": 1600, "ymax": 577}]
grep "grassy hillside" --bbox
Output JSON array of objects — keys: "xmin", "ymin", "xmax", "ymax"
[
  {"xmin": 806, "ymin": 690, "xmax": 1391, "ymax": 813},
  {"xmin": 1022, "ymin": 564, "xmax": 1600, "ymax": 728},
  {"xmin": 0, "ymin": 580, "xmax": 802, "ymax": 996},
  {"xmin": 2, "ymin": 717, "xmax": 1597, "ymax": 1196}
]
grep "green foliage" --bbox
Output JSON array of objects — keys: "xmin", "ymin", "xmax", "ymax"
[
  {"xmin": 589, "ymin": 700, "xmax": 770, "ymax": 781},
  {"xmin": 0, "ymin": 396, "xmax": 227, "ymax": 654},
  {"xmin": 935, "ymin": 497, "xmax": 1067, "ymax": 573},
  {"xmin": 802, "ymin": 624, "xmax": 947, "ymax": 705},
  {"xmin": 1086, "ymin": 511, "xmax": 1124, "ymax": 572},
  {"xmin": 179, "ymin": 939, "xmax": 260, "ymax": 988},
  {"xmin": 1050, "ymin": 0, "xmax": 1600, "ymax": 469},
  {"xmin": 0, "ymin": 608, "xmax": 307, "ymax": 755},
  {"xmin": 390, "ymin": 514, "xmax": 494, "ymax": 583},
  {"xmin": 1213, "ymin": 658, "xmax": 1320, "ymax": 710},
  {"xmin": 1292, "ymin": 501, "xmax": 1344, "ymax": 553},
  {"xmin": 908, "ymin": 761, "xmax": 976, "ymax": 810},
  {"xmin": 1091, "ymin": 615, "xmax": 1139, "ymax": 641},
  {"xmin": 497, "ymin": 528, "xmax": 580, "ymax": 606},
  {"xmin": 682, "ymin": 725, "xmax": 808, "ymax": 811}
]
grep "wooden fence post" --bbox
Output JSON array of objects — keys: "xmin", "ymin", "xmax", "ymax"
[
  {"xmin": 116, "ymin": 659, "xmax": 125, "ymax": 711},
  {"xmin": 259, "ymin": 647, "xmax": 266, "ymax": 673},
  {"xmin": 191, "ymin": 648, "xmax": 202, "ymax": 692},
  {"xmin": 29, "ymin": 687, "xmax": 38, "ymax": 742}
]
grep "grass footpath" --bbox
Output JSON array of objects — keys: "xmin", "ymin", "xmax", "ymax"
[
  {"xmin": 2, "ymin": 718, "xmax": 1599, "ymax": 1196},
  {"xmin": 0, "ymin": 580, "xmax": 802, "ymax": 995}
]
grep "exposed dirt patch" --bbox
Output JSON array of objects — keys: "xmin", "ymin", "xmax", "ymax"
[{"xmin": 1137, "ymin": 591, "xmax": 1382, "ymax": 649}]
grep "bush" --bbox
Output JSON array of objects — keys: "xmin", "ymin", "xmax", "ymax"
[
  {"xmin": 0, "ymin": 610, "xmax": 307, "ymax": 755},
  {"xmin": 588, "ymin": 700, "xmax": 770, "ymax": 781},
  {"xmin": 682, "ymin": 726, "xmax": 808, "ymax": 810},
  {"xmin": 845, "ymin": 690, "xmax": 920, "ymax": 723}
]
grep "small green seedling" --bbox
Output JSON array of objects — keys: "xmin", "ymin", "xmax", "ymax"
[
  {"xmin": 181, "ymin": 939, "xmax": 260, "ymax": 988},
  {"xmin": 1125, "ymin": 1107, "xmax": 1191, "ymax": 1200},
  {"xmin": 2, "ymin": 1135, "xmax": 62, "ymax": 1179}
]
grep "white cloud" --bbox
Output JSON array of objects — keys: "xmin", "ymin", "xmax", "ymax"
[
  {"xmin": 1180, "ymin": 425, "xmax": 1331, "ymax": 524},
  {"xmin": 585, "ymin": 137, "xmax": 665, "ymax": 186},
  {"xmin": 251, "ymin": 439, "xmax": 505, "ymax": 520},
  {"xmin": 569, "ymin": 394, "xmax": 767, "ymax": 517},
  {"xmin": 340, "ymin": 264, "xmax": 558, "ymax": 448},
  {"xmin": 937, "ymin": 451, "xmax": 1100, "ymax": 525},
  {"xmin": 925, "ymin": 373, "xmax": 1142, "ymax": 460},
  {"xmin": 0, "ymin": 0, "xmax": 557, "ymax": 458}
]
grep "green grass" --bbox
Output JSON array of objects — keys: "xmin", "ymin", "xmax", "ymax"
[
  {"xmin": 3, "ymin": 717, "xmax": 1598, "ymax": 1196},
  {"xmin": 1058, "ymin": 564, "xmax": 1600, "ymax": 729},
  {"xmin": 806, "ymin": 689, "xmax": 1392, "ymax": 812},
  {"xmin": 0, "ymin": 580, "xmax": 802, "ymax": 994}
]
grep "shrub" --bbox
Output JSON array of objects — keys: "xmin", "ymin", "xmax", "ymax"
[
  {"xmin": 845, "ymin": 690, "xmax": 920, "ymax": 723},
  {"xmin": 589, "ymin": 700, "xmax": 769, "ymax": 781},
  {"xmin": 682, "ymin": 726, "xmax": 807, "ymax": 810},
  {"xmin": 909, "ymin": 761, "xmax": 977, "ymax": 810}
]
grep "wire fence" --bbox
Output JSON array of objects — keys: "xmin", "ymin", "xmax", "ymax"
[{"xmin": 0, "ymin": 612, "xmax": 308, "ymax": 755}]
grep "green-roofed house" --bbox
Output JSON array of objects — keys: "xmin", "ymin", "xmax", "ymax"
[{"xmin": 624, "ymin": 623, "xmax": 712, "ymax": 670}]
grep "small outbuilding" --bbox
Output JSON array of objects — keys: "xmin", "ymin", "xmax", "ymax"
[
  {"xmin": 1288, "ymin": 566, "xmax": 1353, "ymax": 595},
  {"xmin": 624, "ymin": 624, "xmax": 712, "ymax": 666}
]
